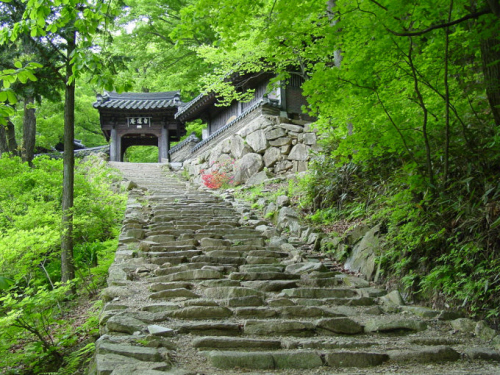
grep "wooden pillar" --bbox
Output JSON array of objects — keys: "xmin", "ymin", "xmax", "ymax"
[
  {"xmin": 159, "ymin": 126, "xmax": 169, "ymax": 162},
  {"xmin": 110, "ymin": 127, "xmax": 120, "ymax": 162}
]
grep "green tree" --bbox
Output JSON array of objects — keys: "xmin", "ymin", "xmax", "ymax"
[
  {"xmin": 0, "ymin": 0, "xmax": 64, "ymax": 163},
  {"xmin": 111, "ymin": 0, "xmax": 214, "ymax": 96},
  {"xmin": 0, "ymin": 0, "xmax": 131, "ymax": 287}
]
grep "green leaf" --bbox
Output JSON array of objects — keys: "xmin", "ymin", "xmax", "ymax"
[
  {"xmin": 490, "ymin": 216, "xmax": 500, "ymax": 229},
  {"xmin": 6, "ymin": 90, "xmax": 17, "ymax": 104},
  {"xmin": 14, "ymin": 61, "xmax": 22, "ymax": 69},
  {"xmin": 0, "ymin": 276, "xmax": 13, "ymax": 290}
]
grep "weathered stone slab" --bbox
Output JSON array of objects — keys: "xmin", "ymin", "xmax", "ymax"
[
  {"xmin": 149, "ymin": 282, "xmax": 193, "ymax": 292},
  {"xmin": 244, "ymin": 320, "xmax": 315, "ymax": 336},
  {"xmin": 198, "ymin": 279, "xmax": 241, "ymax": 288},
  {"xmin": 101, "ymin": 286, "xmax": 135, "ymax": 302},
  {"xmin": 164, "ymin": 269, "xmax": 223, "ymax": 281},
  {"xmin": 176, "ymin": 323, "xmax": 241, "ymax": 336},
  {"xmin": 267, "ymin": 298, "xmax": 295, "ymax": 307},
  {"xmin": 315, "ymin": 318, "xmax": 363, "ymax": 335},
  {"xmin": 110, "ymin": 367, "xmax": 176, "ymax": 375},
  {"xmin": 401, "ymin": 306, "xmax": 440, "ymax": 318},
  {"xmin": 242, "ymin": 280, "xmax": 298, "ymax": 292},
  {"xmin": 387, "ymin": 346, "xmax": 460, "ymax": 363},
  {"xmin": 234, "ymin": 307, "xmax": 279, "ymax": 318},
  {"xmin": 206, "ymin": 351, "xmax": 274, "ymax": 370},
  {"xmin": 278, "ymin": 306, "xmax": 343, "ymax": 319},
  {"xmin": 149, "ymin": 289, "xmax": 200, "ymax": 300},
  {"xmin": 325, "ymin": 352, "xmax": 389, "ymax": 367},
  {"xmin": 203, "ymin": 286, "xmax": 263, "ymax": 299},
  {"xmin": 182, "ymin": 299, "xmax": 219, "ymax": 307},
  {"xmin": 97, "ymin": 342, "xmax": 165, "ymax": 362},
  {"xmin": 141, "ymin": 303, "xmax": 179, "ymax": 313},
  {"xmin": 280, "ymin": 288, "xmax": 358, "ymax": 299},
  {"xmin": 192, "ymin": 337, "xmax": 281, "ymax": 350},
  {"xmin": 168, "ymin": 306, "xmax": 233, "ymax": 319},
  {"xmin": 239, "ymin": 264, "xmax": 285, "ymax": 273},
  {"xmin": 94, "ymin": 353, "xmax": 142, "ymax": 375},
  {"xmin": 229, "ymin": 272, "xmax": 299, "ymax": 281},
  {"xmin": 225, "ymin": 295, "xmax": 265, "ymax": 307},
  {"xmin": 364, "ymin": 319, "xmax": 427, "ymax": 333},
  {"xmin": 340, "ymin": 276, "xmax": 370, "ymax": 288},
  {"xmin": 107, "ymin": 315, "xmax": 146, "ymax": 334},
  {"xmin": 199, "ymin": 238, "xmax": 231, "ymax": 248},
  {"xmin": 272, "ymin": 351, "xmax": 323, "ymax": 369},
  {"xmin": 146, "ymin": 235, "xmax": 175, "ymax": 243}
]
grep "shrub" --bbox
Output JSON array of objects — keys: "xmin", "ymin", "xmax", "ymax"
[{"xmin": 200, "ymin": 159, "xmax": 235, "ymax": 189}]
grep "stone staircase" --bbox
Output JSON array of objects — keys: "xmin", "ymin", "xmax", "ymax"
[{"xmin": 90, "ymin": 162, "xmax": 500, "ymax": 375}]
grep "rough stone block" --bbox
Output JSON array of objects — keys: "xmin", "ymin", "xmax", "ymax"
[
  {"xmin": 206, "ymin": 351, "xmax": 274, "ymax": 370},
  {"xmin": 246, "ymin": 130, "xmax": 268, "ymax": 153},
  {"xmin": 315, "ymin": 317, "xmax": 363, "ymax": 335},
  {"xmin": 273, "ymin": 351, "xmax": 323, "ymax": 369},
  {"xmin": 364, "ymin": 319, "xmax": 427, "ymax": 333},
  {"xmin": 388, "ymin": 346, "xmax": 460, "ymax": 363},
  {"xmin": 288, "ymin": 144, "xmax": 310, "ymax": 161},
  {"xmin": 244, "ymin": 320, "xmax": 315, "ymax": 336},
  {"xmin": 325, "ymin": 352, "xmax": 389, "ymax": 367}
]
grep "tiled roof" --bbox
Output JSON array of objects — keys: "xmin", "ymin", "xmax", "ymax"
[
  {"xmin": 175, "ymin": 92, "xmax": 215, "ymax": 121},
  {"xmin": 93, "ymin": 91, "xmax": 182, "ymax": 110}
]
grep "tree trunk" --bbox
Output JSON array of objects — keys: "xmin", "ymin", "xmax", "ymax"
[
  {"xmin": 61, "ymin": 31, "xmax": 76, "ymax": 285},
  {"xmin": 6, "ymin": 120, "xmax": 18, "ymax": 155},
  {"xmin": 22, "ymin": 96, "xmax": 37, "ymax": 165},
  {"xmin": 0, "ymin": 124, "xmax": 8, "ymax": 155},
  {"xmin": 480, "ymin": 34, "xmax": 500, "ymax": 126}
]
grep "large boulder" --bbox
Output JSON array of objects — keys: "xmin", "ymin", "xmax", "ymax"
[
  {"xmin": 230, "ymin": 135, "xmax": 252, "ymax": 159},
  {"xmin": 344, "ymin": 225, "xmax": 381, "ymax": 280},
  {"xmin": 246, "ymin": 130, "xmax": 268, "ymax": 153},
  {"xmin": 288, "ymin": 144, "xmax": 310, "ymax": 161},
  {"xmin": 234, "ymin": 153, "xmax": 263, "ymax": 184},
  {"xmin": 263, "ymin": 147, "xmax": 281, "ymax": 167}
]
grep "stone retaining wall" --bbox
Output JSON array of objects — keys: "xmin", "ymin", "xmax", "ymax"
[{"xmin": 180, "ymin": 109, "xmax": 320, "ymax": 186}]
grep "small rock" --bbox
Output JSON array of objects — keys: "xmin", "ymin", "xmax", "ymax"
[
  {"xmin": 379, "ymin": 290, "xmax": 405, "ymax": 306},
  {"xmin": 464, "ymin": 347, "xmax": 500, "ymax": 361},
  {"xmin": 450, "ymin": 318, "xmax": 476, "ymax": 333},
  {"xmin": 475, "ymin": 320, "xmax": 497, "ymax": 341},
  {"xmin": 148, "ymin": 325, "xmax": 176, "ymax": 337}
]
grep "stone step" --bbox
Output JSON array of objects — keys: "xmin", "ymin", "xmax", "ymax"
[
  {"xmin": 146, "ymin": 250, "xmax": 202, "ymax": 258},
  {"xmin": 279, "ymin": 287, "xmax": 360, "ymax": 299},
  {"xmin": 229, "ymin": 272, "xmax": 300, "ymax": 281},
  {"xmin": 99, "ymin": 163, "xmax": 500, "ymax": 375},
  {"xmin": 192, "ymin": 336, "xmax": 282, "ymax": 350},
  {"xmin": 243, "ymin": 317, "xmax": 364, "ymax": 336}
]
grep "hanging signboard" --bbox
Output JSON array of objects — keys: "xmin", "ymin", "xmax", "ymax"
[{"xmin": 127, "ymin": 117, "xmax": 151, "ymax": 128}]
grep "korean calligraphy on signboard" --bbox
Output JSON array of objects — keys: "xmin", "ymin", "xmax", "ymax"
[{"xmin": 127, "ymin": 117, "xmax": 151, "ymax": 128}]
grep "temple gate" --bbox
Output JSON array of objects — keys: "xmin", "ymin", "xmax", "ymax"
[{"xmin": 93, "ymin": 91, "xmax": 185, "ymax": 162}]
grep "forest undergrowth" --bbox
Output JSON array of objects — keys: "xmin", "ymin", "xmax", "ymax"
[
  {"xmin": 0, "ymin": 155, "xmax": 126, "ymax": 374},
  {"xmin": 301, "ymin": 137, "xmax": 500, "ymax": 328}
]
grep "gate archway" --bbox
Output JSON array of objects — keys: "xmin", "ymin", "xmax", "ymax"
[{"xmin": 93, "ymin": 91, "xmax": 185, "ymax": 162}]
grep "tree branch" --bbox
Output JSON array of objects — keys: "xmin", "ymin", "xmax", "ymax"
[
  {"xmin": 368, "ymin": 0, "xmax": 388, "ymax": 12},
  {"xmin": 387, "ymin": 9, "xmax": 490, "ymax": 37}
]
